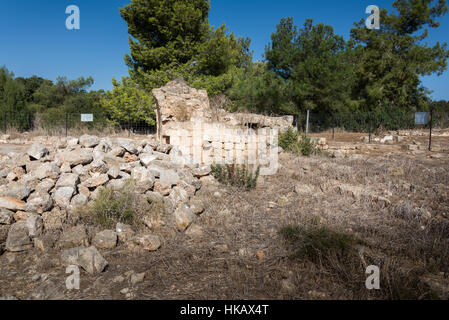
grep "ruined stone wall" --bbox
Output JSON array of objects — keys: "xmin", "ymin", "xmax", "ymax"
[
  {"xmin": 167, "ymin": 118, "xmax": 279, "ymax": 175},
  {"xmin": 153, "ymin": 80, "xmax": 292, "ymax": 174}
]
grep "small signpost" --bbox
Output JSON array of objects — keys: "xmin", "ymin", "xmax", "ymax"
[
  {"xmin": 414, "ymin": 111, "xmax": 433, "ymax": 151},
  {"xmin": 81, "ymin": 114, "xmax": 94, "ymax": 122}
]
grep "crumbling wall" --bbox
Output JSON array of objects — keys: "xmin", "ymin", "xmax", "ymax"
[{"xmin": 153, "ymin": 80, "xmax": 293, "ymax": 173}]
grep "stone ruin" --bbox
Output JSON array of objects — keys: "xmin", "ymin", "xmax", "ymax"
[{"xmin": 152, "ymin": 80, "xmax": 293, "ymax": 175}]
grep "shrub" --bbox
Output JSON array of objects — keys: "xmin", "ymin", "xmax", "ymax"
[
  {"xmin": 278, "ymin": 127, "xmax": 319, "ymax": 156},
  {"xmin": 211, "ymin": 163, "xmax": 260, "ymax": 190},
  {"xmin": 80, "ymin": 179, "xmax": 165, "ymax": 229},
  {"xmin": 297, "ymin": 135, "xmax": 318, "ymax": 156},
  {"xmin": 278, "ymin": 127, "xmax": 300, "ymax": 151}
]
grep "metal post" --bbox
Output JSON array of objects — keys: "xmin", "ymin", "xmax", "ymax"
[
  {"xmin": 305, "ymin": 110, "xmax": 310, "ymax": 136},
  {"xmin": 429, "ymin": 109, "xmax": 433, "ymax": 152},
  {"xmin": 368, "ymin": 113, "xmax": 371, "ymax": 144},
  {"xmin": 65, "ymin": 112, "xmax": 68, "ymax": 137}
]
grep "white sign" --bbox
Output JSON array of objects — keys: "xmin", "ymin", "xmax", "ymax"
[
  {"xmin": 415, "ymin": 112, "xmax": 429, "ymax": 125},
  {"xmin": 81, "ymin": 114, "xmax": 93, "ymax": 122}
]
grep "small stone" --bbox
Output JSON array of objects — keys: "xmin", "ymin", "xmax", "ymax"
[
  {"xmin": 129, "ymin": 234, "xmax": 162, "ymax": 251},
  {"xmin": 112, "ymin": 275, "xmax": 125, "ymax": 283},
  {"xmin": 26, "ymin": 215, "xmax": 43, "ymax": 238},
  {"xmin": 153, "ymin": 181, "xmax": 171, "ymax": 196},
  {"xmin": 42, "ymin": 208, "xmax": 66, "ymax": 230},
  {"xmin": 116, "ymin": 223, "xmax": 134, "ymax": 243},
  {"xmin": 192, "ymin": 166, "xmax": 211, "ymax": 178},
  {"xmin": 60, "ymin": 162, "xmax": 72, "ymax": 173},
  {"xmin": 185, "ymin": 223, "xmax": 204, "ymax": 238},
  {"xmin": 130, "ymin": 272, "xmax": 145, "ymax": 286},
  {"xmin": 189, "ymin": 199, "xmax": 205, "ymax": 215},
  {"xmin": 174, "ymin": 205, "xmax": 195, "ymax": 231},
  {"xmin": 256, "ymin": 250, "xmax": 265, "ymax": 260},
  {"xmin": 93, "ymin": 230, "xmax": 118, "ymax": 249},
  {"xmin": 107, "ymin": 166, "xmax": 121, "ymax": 179},
  {"xmin": 77, "ymin": 246, "xmax": 108, "ymax": 274}
]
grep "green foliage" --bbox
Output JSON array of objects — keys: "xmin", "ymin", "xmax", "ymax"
[
  {"xmin": 278, "ymin": 128, "xmax": 319, "ymax": 156},
  {"xmin": 227, "ymin": 62, "xmax": 292, "ymax": 115},
  {"xmin": 0, "ymin": 66, "xmax": 32, "ymax": 130},
  {"xmin": 350, "ymin": 0, "xmax": 449, "ymax": 112},
  {"xmin": 297, "ymin": 135, "xmax": 318, "ymax": 156},
  {"xmin": 211, "ymin": 163, "xmax": 260, "ymax": 190},
  {"xmin": 119, "ymin": 0, "xmax": 251, "ymax": 95},
  {"xmin": 265, "ymin": 18, "xmax": 357, "ymax": 116},
  {"xmin": 101, "ymin": 77, "xmax": 156, "ymax": 126},
  {"xmin": 278, "ymin": 127, "xmax": 300, "ymax": 151}
]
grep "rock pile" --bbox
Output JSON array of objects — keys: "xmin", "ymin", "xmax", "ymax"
[{"xmin": 0, "ymin": 135, "xmax": 212, "ymax": 273}]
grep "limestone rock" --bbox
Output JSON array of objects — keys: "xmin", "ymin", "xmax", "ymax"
[
  {"xmin": 159, "ymin": 169, "xmax": 180, "ymax": 186},
  {"xmin": 77, "ymin": 246, "xmax": 109, "ymax": 274},
  {"xmin": 5, "ymin": 221, "xmax": 33, "ymax": 252},
  {"xmin": 59, "ymin": 148, "xmax": 93, "ymax": 166},
  {"xmin": 174, "ymin": 205, "xmax": 195, "ymax": 231},
  {"xmin": 53, "ymin": 187, "xmax": 75, "ymax": 209},
  {"xmin": 57, "ymin": 225, "xmax": 89, "ymax": 249},
  {"xmin": 116, "ymin": 223, "xmax": 135, "ymax": 243},
  {"xmin": 55, "ymin": 173, "xmax": 79, "ymax": 189},
  {"xmin": 42, "ymin": 208, "xmax": 67, "ymax": 230},
  {"xmin": 129, "ymin": 234, "xmax": 162, "ymax": 251},
  {"xmin": 0, "ymin": 208, "xmax": 14, "ymax": 225},
  {"xmin": 2, "ymin": 185, "xmax": 32, "ymax": 200},
  {"xmin": 0, "ymin": 196, "xmax": 26, "ymax": 211},
  {"xmin": 27, "ymin": 143, "xmax": 49, "ymax": 160},
  {"xmin": 79, "ymin": 135, "xmax": 100, "ymax": 148},
  {"xmin": 93, "ymin": 230, "xmax": 118, "ymax": 249},
  {"xmin": 26, "ymin": 215, "xmax": 43, "ymax": 238},
  {"xmin": 140, "ymin": 153, "xmax": 158, "ymax": 167}
]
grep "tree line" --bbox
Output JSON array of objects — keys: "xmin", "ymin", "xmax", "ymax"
[{"xmin": 1, "ymin": 0, "xmax": 449, "ymax": 132}]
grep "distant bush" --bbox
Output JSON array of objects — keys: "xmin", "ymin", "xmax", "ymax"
[
  {"xmin": 211, "ymin": 163, "xmax": 260, "ymax": 190},
  {"xmin": 278, "ymin": 127, "xmax": 300, "ymax": 151},
  {"xmin": 278, "ymin": 127, "xmax": 319, "ymax": 156}
]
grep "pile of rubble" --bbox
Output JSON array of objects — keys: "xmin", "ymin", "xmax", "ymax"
[{"xmin": 0, "ymin": 135, "xmax": 213, "ymax": 274}]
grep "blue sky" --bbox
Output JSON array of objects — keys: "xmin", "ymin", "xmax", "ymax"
[{"xmin": 1, "ymin": 0, "xmax": 448, "ymax": 100}]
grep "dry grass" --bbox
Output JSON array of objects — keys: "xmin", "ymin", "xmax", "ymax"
[{"xmin": 1, "ymin": 139, "xmax": 448, "ymax": 300}]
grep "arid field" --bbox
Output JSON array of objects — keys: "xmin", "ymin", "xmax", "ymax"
[{"xmin": 0, "ymin": 129, "xmax": 448, "ymax": 300}]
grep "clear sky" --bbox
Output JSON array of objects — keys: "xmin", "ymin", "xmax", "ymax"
[{"xmin": 1, "ymin": 0, "xmax": 448, "ymax": 100}]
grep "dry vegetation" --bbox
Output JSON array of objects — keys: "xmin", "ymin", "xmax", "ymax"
[{"xmin": 0, "ymin": 132, "xmax": 448, "ymax": 300}]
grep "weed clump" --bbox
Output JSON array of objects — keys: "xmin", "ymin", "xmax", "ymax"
[
  {"xmin": 280, "ymin": 224, "xmax": 359, "ymax": 262},
  {"xmin": 211, "ymin": 164, "xmax": 260, "ymax": 190},
  {"xmin": 79, "ymin": 179, "xmax": 165, "ymax": 230}
]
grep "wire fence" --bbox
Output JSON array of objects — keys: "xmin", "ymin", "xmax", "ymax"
[
  {"xmin": 1, "ymin": 109, "xmax": 448, "ymax": 140},
  {"xmin": 297, "ymin": 110, "xmax": 449, "ymax": 135},
  {"xmin": 0, "ymin": 111, "xmax": 156, "ymax": 136}
]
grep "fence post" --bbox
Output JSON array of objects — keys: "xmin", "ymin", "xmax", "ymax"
[
  {"xmin": 305, "ymin": 110, "xmax": 310, "ymax": 136},
  {"xmin": 3, "ymin": 113, "xmax": 6, "ymax": 134},
  {"xmin": 429, "ymin": 109, "xmax": 433, "ymax": 152},
  {"xmin": 368, "ymin": 113, "xmax": 371, "ymax": 144},
  {"xmin": 65, "ymin": 112, "xmax": 68, "ymax": 137}
]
